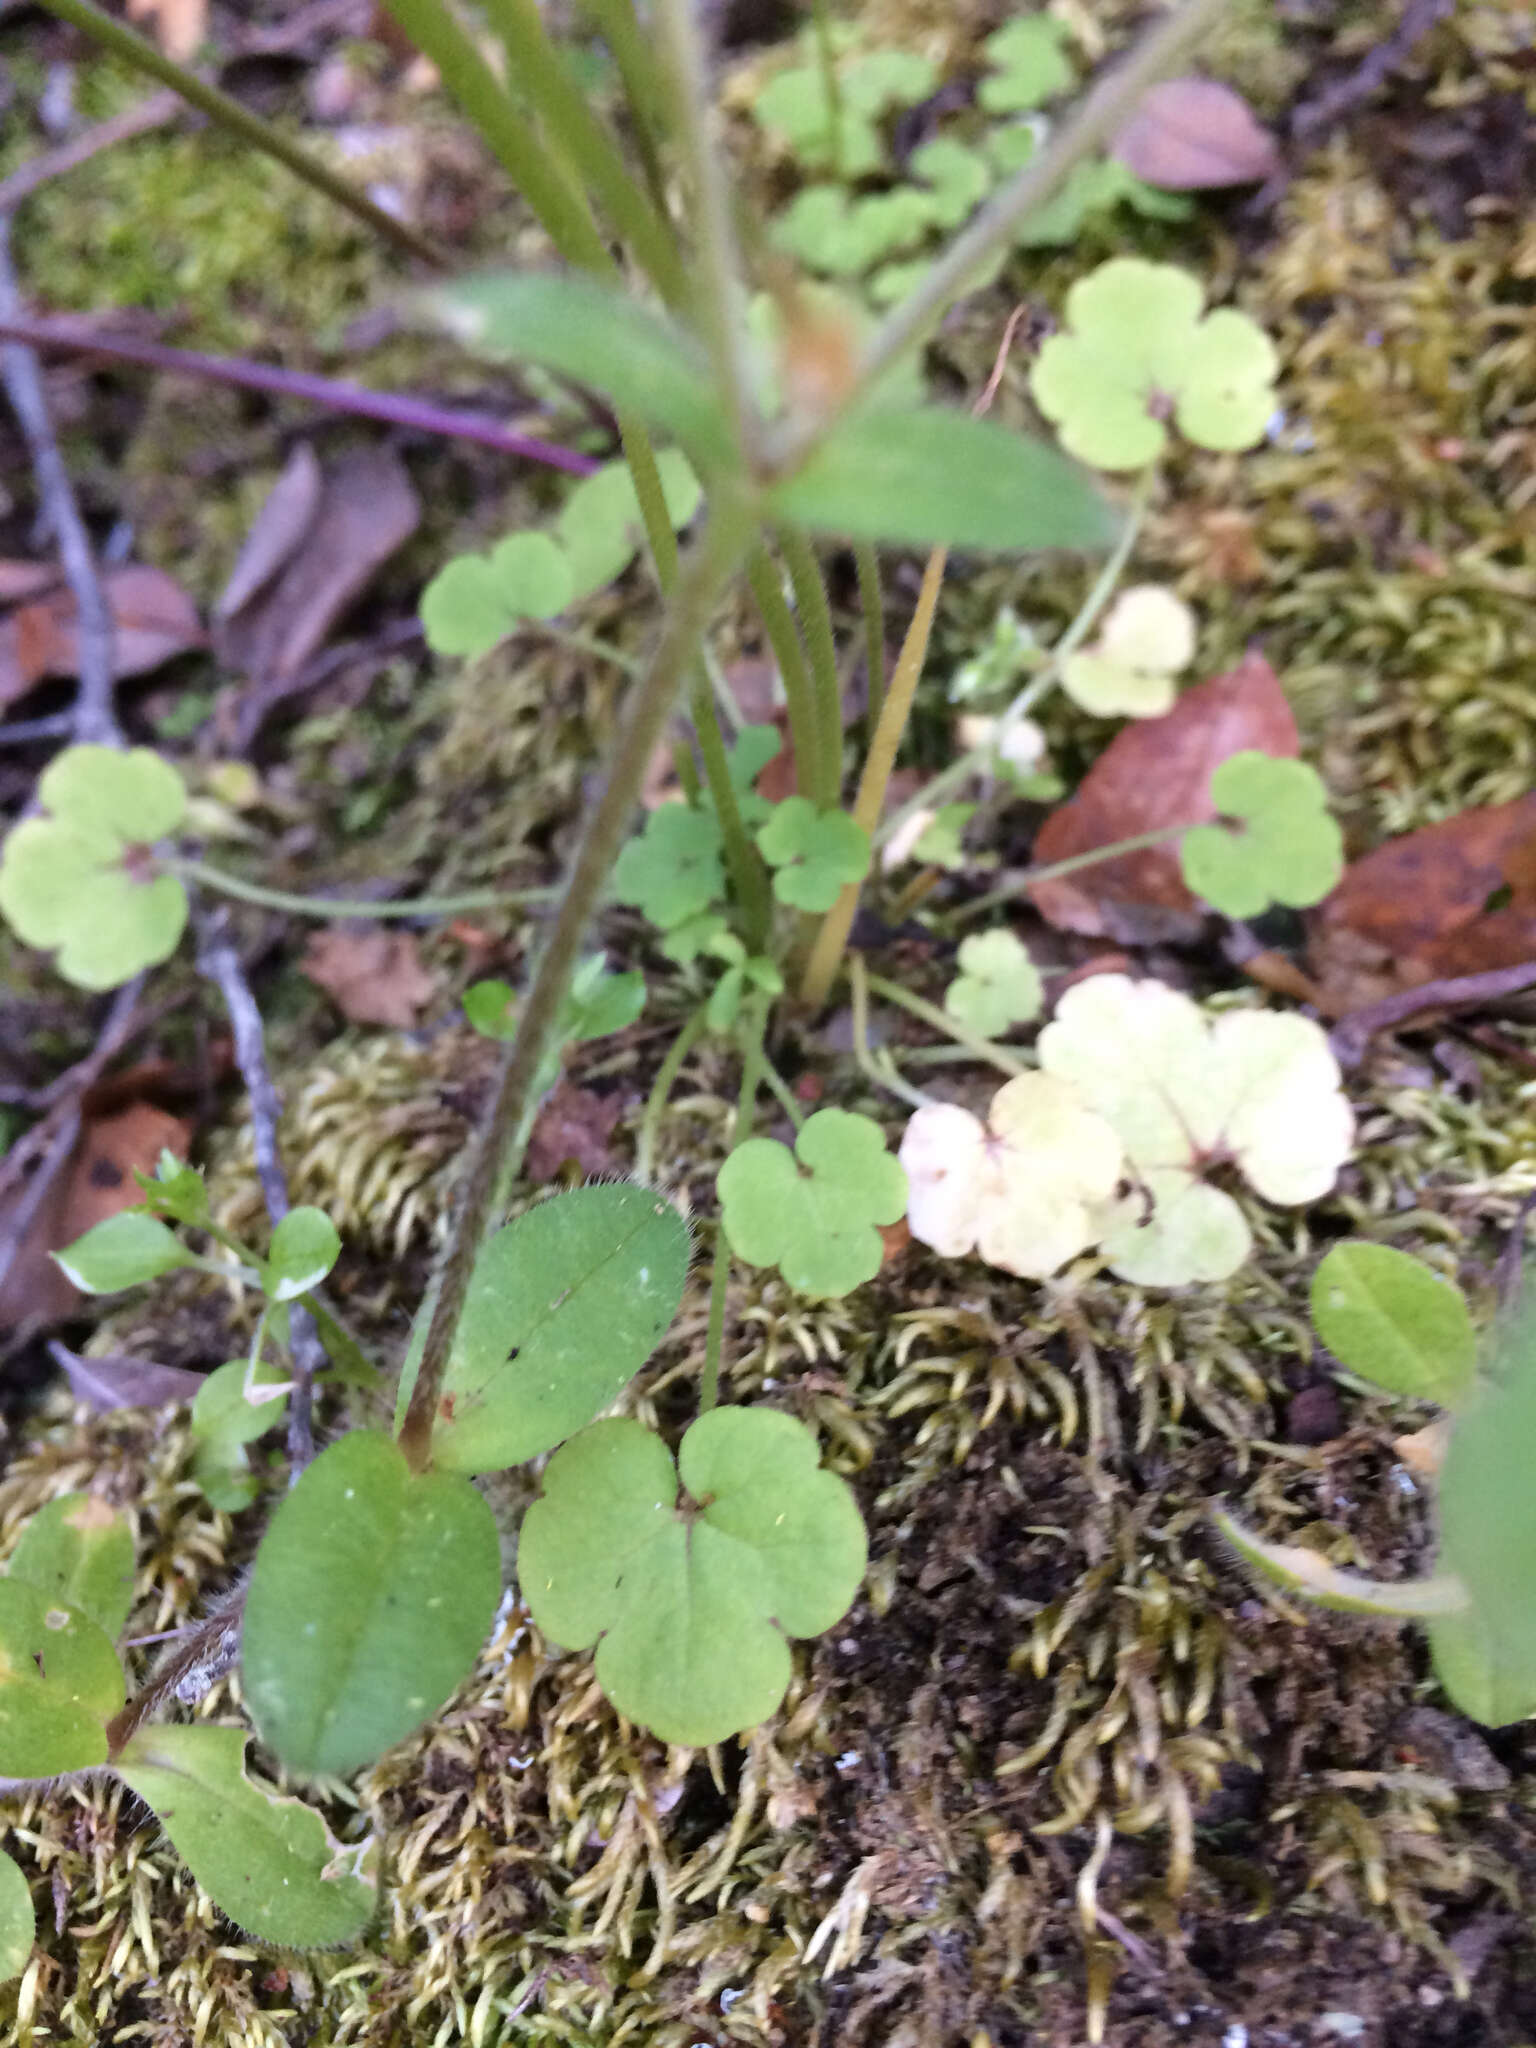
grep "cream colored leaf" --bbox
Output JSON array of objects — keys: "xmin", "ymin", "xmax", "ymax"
[
  {"xmin": 1060, "ymin": 585, "xmax": 1195, "ymax": 719},
  {"xmin": 1094, "ymin": 1167, "xmax": 1250, "ymax": 1286},
  {"xmin": 898, "ymin": 1103, "xmax": 989, "ymax": 1257},
  {"xmin": 1208, "ymin": 1009, "xmax": 1355, "ymax": 1202}
]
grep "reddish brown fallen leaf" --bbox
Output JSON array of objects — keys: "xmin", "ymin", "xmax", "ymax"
[
  {"xmin": 214, "ymin": 442, "xmax": 324, "ymax": 623},
  {"xmin": 0, "ymin": 1102, "xmax": 195, "ymax": 1336},
  {"xmin": 1029, "ymin": 652, "xmax": 1298, "ymax": 943},
  {"xmin": 0, "ymin": 560, "xmax": 61, "ymax": 605},
  {"xmin": 525, "ymin": 1080, "xmax": 624, "ymax": 1183},
  {"xmin": 1309, "ymin": 794, "xmax": 1536, "ymax": 1009},
  {"xmin": 0, "ymin": 564, "xmax": 204, "ymax": 709},
  {"xmin": 53, "ymin": 1346, "xmax": 205, "ymax": 1413},
  {"xmin": 1112, "ymin": 77, "xmax": 1283, "ymax": 189},
  {"xmin": 302, "ymin": 927, "xmax": 437, "ymax": 1029}
]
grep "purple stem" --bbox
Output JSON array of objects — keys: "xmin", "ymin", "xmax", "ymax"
[{"xmin": 0, "ymin": 314, "xmax": 601, "ymax": 476}]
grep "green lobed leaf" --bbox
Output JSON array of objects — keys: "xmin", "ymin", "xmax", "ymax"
[
  {"xmin": 0, "ymin": 1581, "xmax": 124, "ymax": 1779},
  {"xmin": 420, "ymin": 533, "xmax": 574, "ymax": 658},
  {"xmin": 756, "ymin": 798, "xmax": 871, "ymax": 912},
  {"xmin": 943, "ymin": 930, "xmax": 1043, "ymax": 1037},
  {"xmin": 5, "ymin": 1493, "xmax": 135, "ymax": 1642},
  {"xmin": 718, "ymin": 1109, "xmax": 907, "ymax": 1297},
  {"xmin": 421, "ymin": 272, "xmax": 733, "ymax": 474},
  {"xmin": 262, "ymin": 1208, "xmax": 342, "ymax": 1303},
  {"xmin": 519, "ymin": 1408, "xmax": 867, "ymax": 1746},
  {"xmin": 1180, "ymin": 752, "xmax": 1343, "ymax": 918},
  {"xmin": 425, "ymin": 1184, "xmax": 690, "ymax": 1474},
  {"xmin": 241, "ymin": 1430, "xmax": 501, "ymax": 1777},
  {"xmin": 53, "ymin": 1213, "xmax": 197, "ymax": 1295},
  {"xmin": 115, "ymin": 1723, "xmax": 377, "ymax": 1947},
  {"xmin": 612, "ymin": 805, "xmax": 725, "ymax": 929},
  {"xmin": 0, "ymin": 1848, "xmax": 33, "ymax": 1982},
  {"xmin": 562, "ymin": 955, "xmax": 647, "ymax": 1041},
  {"xmin": 770, "ymin": 406, "xmax": 1118, "ymax": 553},
  {"xmin": 1309, "ymin": 1242, "xmax": 1476, "ymax": 1407},
  {"xmin": 1215, "ymin": 1511, "xmax": 1466, "ymax": 1619},
  {"xmin": 977, "ymin": 15, "xmax": 1073, "ymax": 113}
]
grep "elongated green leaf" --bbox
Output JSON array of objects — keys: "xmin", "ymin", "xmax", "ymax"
[
  {"xmin": 1310, "ymin": 1242, "xmax": 1476, "ymax": 1406},
  {"xmin": 519, "ymin": 1408, "xmax": 866, "ymax": 1746},
  {"xmin": 191, "ymin": 1360, "xmax": 290, "ymax": 1446},
  {"xmin": 242, "ymin": 1430, "xmax": 500, "ymax": 1776},
  {"xmin": 5, "ymin": 1493, "xmax": 135, "ymax": 1640},
  {"xmin": 426, "ymin": 1183, "xmax": 690, "ymax": 1474},
  {"xmin": 422, "ymin": 271, "xmax": 733, "ymax": 474},
  {"xmin": 53, "ymin": 1213, "xmax": 195, "ymax": 1294},
  {"xmin": 116, "ymin": 1723, "xmax": 377, "ymax": 1946},
  {"xmin": 0, "ymin": 1581, "xmax": 124, "ymax": 1779},
  {"xmin": 0, "ymin": 1849, "xmax": 33, "ymax": 1983},
  {"xmin": 1439, "ymin": 1306, "xmax": 1536, "ymax": 1689},
  {"xmin": 1428, "ymin": 1604, "xmax": 1536, "ymax": 1729},
  {"xmin": 1215, "ymin": 1512, "xmax": 1466, "ymax": 1618},
  {"xmin": 770, "ymin": 406, "xmax": 1117, "ymax": 553}
]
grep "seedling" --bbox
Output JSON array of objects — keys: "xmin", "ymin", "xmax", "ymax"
[
  {"xmin": 1030, "ymin": 257, "xmax": 1279, "ymax": 470},
  {"xmin": 1180, "ymin": 751, "xmax": 1344, "ymax": 917}
]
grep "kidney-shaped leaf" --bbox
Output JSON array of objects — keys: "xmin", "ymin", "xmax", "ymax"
[
  {"xmin": 427, "ymin": 1184, "xmax": 690, "ymax": 1474},
  {"xmin": 519, "ymin": 1409, "xmax": 867, "ymax": 1746},
  {"xmin": 5, "ymin": 1492, "xmax": 135, "ymax": 1641},
  {"xmin": 771, "ymin": 405, "xmax": 1118, "ymax": 554},
  {"xmin": 241, "ymin": 1430, "xmax": 500, "ymax": 1777},
  {"xmin": 0, "ymin": 1580, "xmax": 124, "ymax": 1780},
  {"xmin": 422, "ymin": 270, "xmax": 732, "ymax": 474},
  {"xmin": 116, "ymin": 1723, "xmax": 377, "ymax": 1947},
  {"xmin": 0, "ymin": 1848, "xmax": 33, "ymax": 1982},
  {"xmin": 1310, "ymin": 1242, "xmax": 1476, "ymax": 1407},
  {"xmin": 719, "ymin": 1108, "xmax": 907, "ymax": 1298}
]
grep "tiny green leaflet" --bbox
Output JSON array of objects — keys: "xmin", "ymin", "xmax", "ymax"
[
  {"xmin": 718, "ymin": 1108, "xmax": 907, "ymax": 1297},
  {"xmin": 1180, "ymin": 752, "xmax": 1343, "ymax": 919},
  {"xmin": 1309, "ymin": 1242, "xmax": 1476, "ymax": 1407},
  {"xmin": 519, "ymin": 1408, "xmax": 867, "ymax": 1745}
]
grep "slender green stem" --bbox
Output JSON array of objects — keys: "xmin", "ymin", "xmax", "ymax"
[
  {"xmin": 779, "ymin": 528, "xmax": 842, "ymax": 808},
  {"xmin": 875, "ymin": 466, "xmax": 1155, "ymax": 852},
  {"xmin": 539, "ymin": 621, "xmax": 643, "ymax": 675},
  {"xmin": 30, "ymin": 0, "xmax": 441, "ymax": 266},
  {"xmin": 575, "ymin": 0, "xmax": 674, "ymax": 222},
  {"xmin": 481, "ymin": 0, "xmax": 687, "ymax": 306},
  {"xmin": 848, "ymin": 954, "xmax": 932, "ymax": 1112},
  {"xmin": 701, "ymin": 991, "xmax": 769, "ymax": 1412},
  {"xmin": 757, "ymin": 1045, "xmax": 805, "ymax": 1131},
  {"xmin": 652, "ymin": 0, "xmax": 758, "ymax": 461},
  {"xmin": 746, "ymin": 545, "xmax": 821, "ymax": 802},
  {"xmin": 166, "ymin": 857, "xmax": 557, "ymax": 922},
  {"xmin": 948, "ymin": 823, "xmax": 1194, "ymax": 925},
  {"xmin": 691, "ymin": 678, "xmax": 773, "ymax": 953},
  {"xmin": 620, "ymin": 417, "xmax": 680, "ymax": 592},
  {"xmin": 863, "ymin": 971, "xmax": 1029, "ymax": 1078},
  {"xmin": 380, "ymin": 0, "xmax": 610, "ymax": 273},
  {"xmin": 397, "ymin": 493, "xmax": 757, "ymax": 1471},
  {"xmin": 855, "ymin": 543, "xmax": 886, "ymax": 734},
  {"xmin": 636, "ymin": 1000, "xmax": 711, "ymax": 1184},
  {"xmin": 672, "ymin": 735, "xmax": 701, "ymax": 803}
]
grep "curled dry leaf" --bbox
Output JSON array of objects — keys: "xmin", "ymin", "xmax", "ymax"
[
  {"xmin": 301, "ymin": 928, "xmax": 437, "ymax": 1029},
  {"xmin": 1112, "ymin": 78, "xmax": 1283, "ymax": 190},
  {"xmin": 0, "ymin": 565, "xmax": 204, "ymax": 711},
  {"xmin": 899, "ymin": 1072, "xmax": 1124, "ymax": 1280},
  {"xmin": 1029, "ymin": 651, "xmax": 1298, "ymax": 943}
]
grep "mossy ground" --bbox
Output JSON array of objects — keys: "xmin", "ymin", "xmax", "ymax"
[{"xmin": 2, "ymin": 2, "xmax": 1536, "ymax": 2043}]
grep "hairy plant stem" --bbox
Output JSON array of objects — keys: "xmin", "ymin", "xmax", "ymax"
[
  {"xmin": 701, "ymin": 991, "xmax": 769, "ymax": 1412},
  {"xmin": 692, "ymin": 680, "xmax": 773, "ymax": 952},
  {"xmin": 29, "ymin": 0, "xmax": 441, "ymax": 267},
  {"xmin": 855, "ymin": 543, "xmax": 886, "ymax": 731},
  {"xmin": 397, "ymin": 497, "xmax": 757, "ymax": 1471},
  {"xmin": 875, "ymin": 466, "xmax": 1156, "ymax": 853},
  {"xmin": 481, "ymin": 0, "xmax": 687, "ymax": 306},
  {"xmin": 164, "ymin": 858, "xmax": 559, "ymax": 921},
  {"xmin": 800, "ymin": 546, "xmax": 948, "ymax": 1007},
  {"xmin": 746, "ymin": 546, "xmax": 821, "ymax": 798},
  {"xmin": 574, "ymin": 0, "xmax": 674, "ymax": 222},
  {"xmin": 779, "ymin": 528, "xmax": 843, "ymax": 807}
]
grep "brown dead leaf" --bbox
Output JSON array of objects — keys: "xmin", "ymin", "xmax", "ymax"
[
  {"xmin": 302, "ymin": 928, "xmax": 438, "ymax": 1029},
  {"xmin": 1029, "ymin": 652, "xmax": 1298, "ymax": 943},
  {"xmin": 1309, "ymin": 794, "xmax": 1536, "ymax": 1009},
  {"xmin": 0, "ymin": 1103, "xmax": 194, "ymax": 1336},
  {"xmin": 0, "ymin": 564, "xmax": 204, "ymax": 709},
  {"xmin": 217, "ymin": 447, "xmax": 420, "ymax": 726},
  {"xmin": 126, "ymin": 0, "xmax": 208, "ymax": 63},
  {"xmin": 53, "ymin": 1346, "xmax": 205, "ymax": 1413},
  {"xmin": 215, "ymin": 443, "xmax": 324, "ymax": 623},
  {"xmin": 1112, "ymin": 77, "xmax": 1283, "ymax": 189},
  {"xmin": 525, "ymin": 1080, "xmax": 625, "ymax": 1183},
  {"xmin": 0, "ymin": 561, "xmax": 61, "ymax": 605}
]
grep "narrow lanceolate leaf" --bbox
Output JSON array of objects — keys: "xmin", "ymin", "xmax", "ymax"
[
  {"xmin": 420, "ymin": 270, "xmax": 733, "ymax": 473},
  {"xmin": 1310, "ymin": 1241, "xmax": 1476, "ymax": 1407},
  {"xmin": 1215, "ymin": 1512, "xmax": 1466, "ymax": 1618},
  {"xmin": 0, "ymin": 1581, "xmax": 124, "ymax": 1780},
  {"xmin": 5, "ymin": 1492, "xmax": 135, "ymax": 1640},
  {"xmin": 116, "ymin": 1723, "xmax": 377, "ymax": 1947},
  {"xmin": 0, "ymin": 1848, "xmax": 33, "ymax": 1982},
  {"xmin": 1427, "ymin": 1605, "xmax": 1536, "ymax": 1729},
  {"xmin": 241, "ymin": 1431, "xmax": 501, "ymax": 1777},
  {"xmin": 1438, "ymin": 1302, "xmax": 1536, "ymax": 1690},
  {"xmin": 770, "ymin": 407, "xmax": 1118, "ymax": 553},
  {"xmin": 425, "ymin": 1183, "xmax": 690, "ymax": 1474}
]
